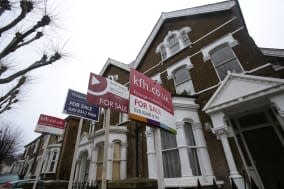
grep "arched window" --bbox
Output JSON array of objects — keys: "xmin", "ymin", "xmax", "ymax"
[
  {"xmin": 160, "ymin": 45, "xmax": 167, "ymax": 60},
  {"xmin": 112, "ymin": 142, "xmax": 121, "ymax": 180},
  {"xmin": 156, "ymin": 27, "xmax": 192, "ymax": 60},
  {"xmin": 96, "ymin": 143, "xmax": 104, "ymax": 180},
  {"xmin": 49, "ymin": 150, "xmax": 58, "ymax": 172},
  {"xmin": 209, "ymin": 43, "xmax": 243, "ymax": 80},
  {"xmin": 184, "ymin": 122, "xmax": 201, "ymax": 176},
  {"xmin": 168, "ymin": 34, "xmax": 180, "ymax": 54},
  {"xmin": 180, "ymin": 31, "xmax": 190, "ymax": 46}
]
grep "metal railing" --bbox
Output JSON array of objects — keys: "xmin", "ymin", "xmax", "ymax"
[{"xmin": 71, "ymin": 181, "xmax": 99, "ymax": 189}]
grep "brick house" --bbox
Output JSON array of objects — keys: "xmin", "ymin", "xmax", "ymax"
[
  {"xmin": 17, "ymin": 1, "xmax": 283, "ymax": 189},
  {"xmin": 72, "ymin": 1, "xmax": 284, "ymax": 189}
]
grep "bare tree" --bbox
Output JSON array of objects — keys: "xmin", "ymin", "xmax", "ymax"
[
  {"xmin": 0, "ymin": 0, "xmax": 62, "ymax": 114},
  {"xmin": 0, "ymin": 122, "xmax": 24, "ymax": 165}
]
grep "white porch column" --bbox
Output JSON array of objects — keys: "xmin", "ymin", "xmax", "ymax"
[
  {"xmin": 74, "ymin": 160, "xmax": 81, "ymax": 181},
  {"xmin": 89, "ymin": 148, "xmax": 98, "ymax": 181},
  {"xmin": 78, "ymin": 156, "xmax": 86, "ymax": 181},
  {"xmin": 210, "ymin": 112, "xmax": 244, "ymax": 189},
  {"xmin": 270, "ymin": 94, "xmax": 284, "ymax": 130},
  {"xmin": 107, "ymin": 142, "xmax": 112, "ymax": 180},
  {"xmin": 192, "ymin": 122, "xmax": 214, "ymax": 178},
  {"xmin": 176, "ymin": 121, "xmax": 193, "ymax": 177},
  {"xmin": 146, "ymin": 128, "xmax": 157, "ymax": 179},
  {"xmin": 154, "ymin": 128, "xmax": 165, "ymax": 189},
  {"xmin": 120, "ymin": 143, "xmax": 127, "ymax": 179}
]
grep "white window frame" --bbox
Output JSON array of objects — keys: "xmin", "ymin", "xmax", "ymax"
[
  {"xmin": 160, "ymin": 129, "xmax": 182, "ymax": 178},
  {"xmin": 166, "ymin": 57, "xmax": 194, "ymax": 94},
  {"xmin": 172, "ymin": 65, "xmax": 191, "ymax": 86},
  {"xmin": 156, "ymin": 27, "xmax": 192, "ymax": 60},
  {"xmin": 151, "ymin": 74, "xmax": 161, "ymax": 84},
  {"xmin": 48, "ymin": 150, "xmax": 58, "ymax": 173},
  {"xmin": 201, "ymin": 33, "xmax": 243, "ymax": 81},
  {"xmin": 183, "ymin": 122, "xmax": 201, "ymax": 176},
  {"xmin": 44, "ymin": 148, "xmax": 60, "ymax": 173},
  {"xmin": 167, "ymin": 33, "xmax": 180, "ymax": 55},
  {"xmin": 112, "ymin": 141, "xmax": 122, "ymax": 180}
]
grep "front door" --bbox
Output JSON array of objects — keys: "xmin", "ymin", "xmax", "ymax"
[{"xmin": 232, "ymin": 109, "xmax": 284, "ymax": 189}]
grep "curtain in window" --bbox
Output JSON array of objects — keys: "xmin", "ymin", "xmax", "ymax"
[
  {"xmin": 160, "ymin": 45, "xmax": 167, "ymax": 60},
  {"xmin": 112, "ymin": 142, "xmax": 121, "ymax": 180},
  {"xmin": 84, "ymin": 159, "xmax": 90, "ymax": 182},
  {"xmin": 168, "ymin": 34, "xmax": 180, "ymax": 54},
  {"xmin": 161, "ymin": 130, "xmax": 181, "ymax": 178},
  {"xmin": 210, "ymin": 44, "xmax": 242, "ymax": 80},
  {"xmin": 96, "ymin": 144, "xmax": 104, "ymax": 180},
  {"xmin": 181, "ymin": 31, "xmax": 190, "ymax": 46},
  {"xmin": 174, "ymin": 66, "xmax": 191, "ymax": 85},
  {"xmin": 184, "ymin": 123, "xmax": 201, "ymax": 176}
]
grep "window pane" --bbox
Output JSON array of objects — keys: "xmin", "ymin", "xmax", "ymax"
[
  {"xmin": 211, "ymin": 46, "xmax": 234, "ymax": 65},
  {"xmin": 217, "ymin": 59, "xmax": 242, "ymax": 80},
  {"xmin": 161, "ymin": 130, "xmax": 177, "ymax": 149},
  {"xmin": 161, "ymin": 130, "xmax": 181, "ymax": 178},
  {"xmin": 174, "ymin": 67, "xmax": 190, "ymax": 85},
  {"xmin": 188, "ymin": 149, "xmax": 201, "ymax": 176},
  {"xmin": 210, "ymin": 45, "xmax": 242, "ymax": 80},
  {"xmin": 162, "ymin": 150, "xmax": 181, "ymax": 178},
  {"xmin": 160, "ymin": 46, "xmax": 167, "ymax": 60},
  {"xmin": 97, "ymin": 144, "xmax": 104, "ymax": 161},
  {"xmin": 184, "ymin": 123, "xmax": 196, "ymax": 146},
  {"xmin": 184, "ymin": 123, "xmax": 201, "ymax": 176},
  {"xmin": 52, "ymin": 152, "xmax": 57, "ymax": 160},
  {"xmin": 49, "ymin": 162, "xmax": 54, "ymax": 172},
  {"xmin": 96, "ymin": 144, "xmax": 104, "ymax": 180},
  {"xmin": 181, "ymin": 32, "xmax": 190, "ymax": 46},
  {"xmin": 168, "ymin": 34, "xmax": 180, "ymax": 54},
  {"xmin": 112, "ymin": 142, "xmax": 121, "ymax": 180}
]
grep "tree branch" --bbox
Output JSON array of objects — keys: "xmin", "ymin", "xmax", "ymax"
[
  {"xmin": 0, "ymin": 52, "xmax": 61, "ymax": 84},
  {"xmin": 0, "ymin": 76, "xmax": 24, "ymax": 103},
  {"xmin": 0, "ymin": 15, "xmax": 50, "ymax": 59},
  {"xmin": 0, "ymin": 0, "xmax": 11, "ymax": 16},
  {"xmin": 0, "ymin": 0, "xmax": 33, "ymax": 35}
]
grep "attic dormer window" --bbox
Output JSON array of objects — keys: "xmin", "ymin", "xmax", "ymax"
[
  {"xmin": 180, "ymin": 31, "xmax": 190, "ymax": 46},
  {"xmin": 156, "ymin": 26, "xmax": 192, "ymax": 60},
  {"xmin": 168, "ymin": 33, "xmax": 180, "ymax": 54},
  {"xmin": 160, "ymin": 45, "xmax": 167, "ymax": 60}
]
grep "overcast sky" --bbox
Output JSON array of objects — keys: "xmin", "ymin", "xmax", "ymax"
[{"xmin": 1, "ymin": 0, "xmax": 283, "ymax": 146}]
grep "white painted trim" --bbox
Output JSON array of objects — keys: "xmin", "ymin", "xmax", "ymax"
[
  {"xmin": 260, "ymin": 48, "xmax": 284, "ymax": 58},
  {"xmin": 246, "ymin": 63, "xmax": 272, "ymax": 73},
  {"xmin": 203, "ymin": 73, "xmax": 284, "ymax": 113},
  {"xmin": 133, "ymin": 1, "xmax": 236, "ymax": 69},
  {"xmin": 166, "ymin": 56, "xmax": 193, "ymax": 79},
  {"xmin": 99, "ymin": 58, "xmax": 129, "ymax": 76},
  {"xmin": 151, "ymin": 74, "xmax": 162, "ymax": 84},
  {"xmin": 201, "ymin": 33, "xmax": 238, "ymax": 62}
]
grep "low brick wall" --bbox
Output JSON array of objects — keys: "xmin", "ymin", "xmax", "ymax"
[{"xmin": 108, "ymin": 178, "xmax": 157, "ymax": 189}]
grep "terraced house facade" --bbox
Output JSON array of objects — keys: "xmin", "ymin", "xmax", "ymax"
[
  {"xmin": 73, "ymin": 1, "xmax": 283, "ymax": 189},
  {"xmin": 16, "ymin": 1, "xmax": 284, "ymax": 189}
]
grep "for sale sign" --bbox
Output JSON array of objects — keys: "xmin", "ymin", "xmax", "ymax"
[
  {"xmin": 87, "ymin": 73, "xmax": 129, "ymax": 113},
  {"xmin": 129, "ymin": 69, "xmax": 176, "ymax": 134},
  {"xmin": 63, "ymin": 89, "xmax": 100, "ymax": 121},
  {"xmin": 35, "ymin": 114, "xmax": 65, "ymax": 135}
]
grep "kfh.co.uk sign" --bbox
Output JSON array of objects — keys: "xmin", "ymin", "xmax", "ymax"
[
  {"xmin": 87, "ymin": 73, "xmax": 129, "ymax": 113},
  {"xmin": 129, "ymin": 69, "xmax": 176, "ymax": 134}
]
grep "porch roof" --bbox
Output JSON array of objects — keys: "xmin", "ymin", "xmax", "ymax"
[{"xmin": 203, "ymin": 73, "xmax": 284, "ymax": 114}]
